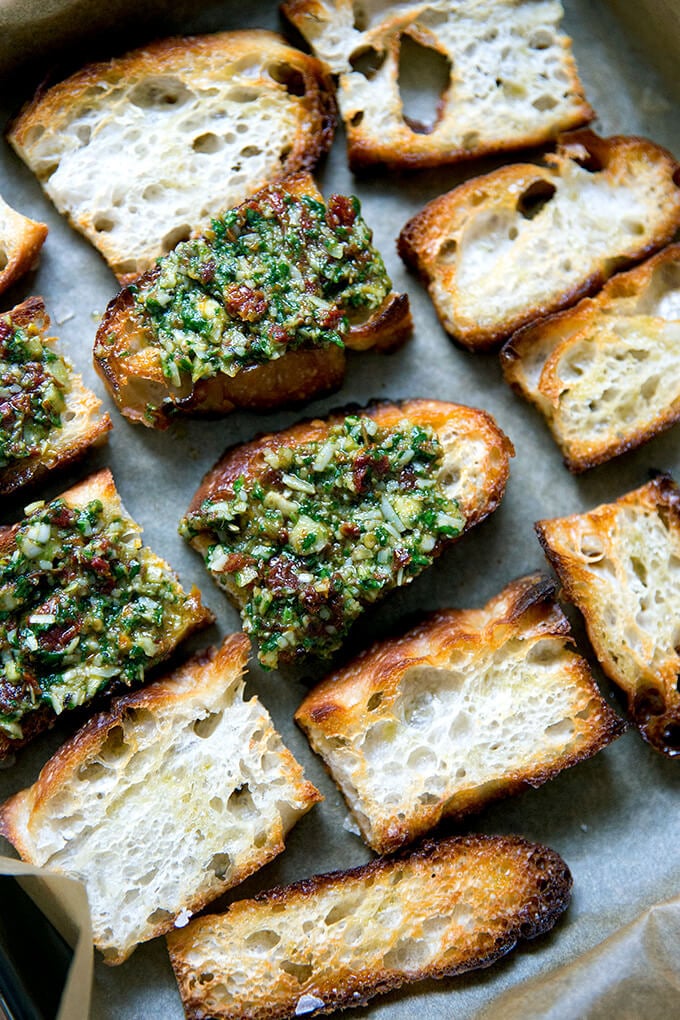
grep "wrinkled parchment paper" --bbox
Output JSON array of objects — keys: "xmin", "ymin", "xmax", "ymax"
[{"xmin": 0, "ymin": 1, "xmax": 678, "ymax": 1018}]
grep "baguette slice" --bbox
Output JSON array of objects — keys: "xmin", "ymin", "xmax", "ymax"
[
  {"xmin": 282, "ymin": 0, "xmax": 593, "ymax": 171},
  {"xmin": 501, "ymin": 244, "xmax": 680, "ymax": 471},
  {"xmin": 0, "ymin": 194, "xmax": 47, "ymax": 293},
  {"xmin": 0, "ymin": 634, "xmax": 322, "ymax": 965},
  {"xmin": 94, "ymin": 173, "xmax": 411, "ymax": 428},
  {"xmin": 0, "ymin": 468, "xmax": 212, "ymax": 759},
  {"xmin": 7, "ymin": 31, "xmax": 337, "ymax": 282},
  {"xmin": 398, "ymin": 131, "xmax": 680, "ymax": 351},
  {"xmin": 0, "ymin": 296, "xmax": 112, "ymax": 495},
  {"xmin": 536, "ymin": 475, "xmax": 680, "ymax": 757},
  {"xmin": 182, "ymin": 399, "xmax": 513, "ymax": 668},
  {"xmin": 296, "ymin": 573, "xmax": 624, "ymax": 854},
  {"xmin": 168, "ymin": 833, "xmax": 572, "ymax": 1020}
]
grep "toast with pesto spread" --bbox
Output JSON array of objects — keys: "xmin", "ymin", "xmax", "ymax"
[
  {"xmin": 181, "ymin": 399, "xmax": 513, "ymax": 668},
  {"xmin": 0, "ymin": 634, "xmax": 321, "ymax": 964},
  {"xmin": 95, "ymin": 173, "xmax": 411, "ymax": 428},
  {"xmin": 282, "ymin": 0, "xmax": 593, "ymax": 171},
  {"xmin": 536, "ymin": 475, "xmax": 680, "ymax": 758},
  {"xmin": 0, "ymin": 468, "xmax": 212, "ymax": 759},
  {"xmin": 167, "ymin": 834, "xmax": 572, "ymax": 1020},
  {"xmin": 296, "ymin": 573, "xmax": 624, "ymax": 854},
  {"xmin": 1, "ymin": 297, "xmax": 112, "ymax": 496},
  {"xmin": 398, "ymin": 131, "xmax": 680, "ymax": 350},
  {"xmin": 0, "ymin": 195, "xmax": 47, "ymax": 294},
  {"xmin": 8, "ymin": 31, "xmax": 337, "ymax": 282},
  {"xmin": 501, "ymin": 244, "xmax": 680, "ymax": 471}
]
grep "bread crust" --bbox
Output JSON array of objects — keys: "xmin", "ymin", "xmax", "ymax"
[
  {"xmin": 8, "ymin": 31, "xmax": 337, "ymax": 282},
  {"xmin": 282, "ymin": 0, "xmax": 593, "ymax": 171},
  {"xmin": 0, "ymin": 296, "xmax": 112, "ymax": 496},
  {"xmin": 94, "ymin": 173, "xmax": 411, "ymax": 428},
  {"xmin": 501, "ymin": 243, "xmax": 680, "ymax": 471},
  {"xmin": 0, "ymin": 195, "xmax": 47, "ymax": 294},
  {"xmin": 167, "ymin": 833, "xmax": 572, "ymax": 1020},
  {"xmin": 296, "ymin": 573, "xmax": 624, "ymax": 853},
  {"xmin": 0, "ymin": 467, "xmax": 213, "ymax": 759},
  {"xmin": 398, "ymin": 131, "xmax": 680, "ymax": 351},
  {"xmin": 536, "ymin": 475, "xmax": 680, "ymax": 757}
]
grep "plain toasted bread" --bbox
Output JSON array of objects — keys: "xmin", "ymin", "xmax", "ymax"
[
  {"xmin": 502, "ymin": 243, "xmax": 680, "ymax": 471},
  {"xmin": 0, "ymin": 468, "xmax": 212, "ymax": 759},
  {"xmin": 398, "ymin": 131, "xmax": 680, "ymax": 351},
  {"xmin": 167, "ymin": 833, "xmax": 572, "ymax": 1020},
  {"xmin": 0, "ymin": 634, "xmax": 321, "ymax": 964},
  {"xmin": 0, "ymin": 194, "xmax": 47, "ymax": 293},
  {"xmin": 282, "ymin": 0, "xmax": 593, "ymax": 171},
  {"xmin": 296, "ymin": 573, "xmax": 624, "ymax": 854},
  {"xmin": 182, "ymin": 399, "xmax": 513, "ymax": 667},
  {"xmin": 0, "ymin": 296, "xmax": 112, "ymax": 496},
  {"xmin": 536, "ymin": 475, "xmax": 680, "ymax": 757},
  {"xmin": 8, "ymin": 31, "xmax": 337, "ymax": 282},
  {"xmin": 94, "ymin": 173, "xmax": 411, "ymax": 428}
]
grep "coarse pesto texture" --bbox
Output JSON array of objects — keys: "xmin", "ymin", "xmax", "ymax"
[
  {"xmin": 131, "ymin": 186, "xmax": 392, "ymax": 387},
  {"xmin": 181, "ymin": 416, "xmax": 464, "ymax": 668},
  {"xmin": 0, "ymin": 311, "xmax": 69, "ymax": 469},
  {"xmin": 0, "ymin": 496, "xmax": 193, "ymax": 740}
]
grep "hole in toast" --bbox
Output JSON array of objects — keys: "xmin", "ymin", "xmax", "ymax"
[
  {"xmin": 367, "ymin": 691, "xmax": 384, "ymax": 711},
  {"xmin": 0, "ymin": 246, "xmax": 7, "ymax": 272},
  {"xmin": 209, "ymin": 852, "xmax": 232, "ymax": 880},
  {"xmin": 398, "ymin": 34, "xmax": 451, "ymax": 134},
  {"xmin": 350, "ymin": 110, "xmax": 364, "ymax": 127},
  {"xmin": 517, "ymin": 180, "xmax": 556, "ymax": 220},
  {"xmin": 461, "ymin": 131, "xmax": 479, "ymax": 150},
  {"xmin": 75, "ymin": 123, "xmax": 91, "ymax": 145},
  {"xmin": 147, "ymin": 908, "xmax": 173, "ymax": 926},
  {"xmin": 349, "ymin": 46, "xmax": 386, "ymax": 81},
  {"xmin": 438, "ymin": 238, "xmax": 458, "ymax": 263},
  {"xmin": 532, "ymin": 94, "xmax": 558, "ymax": 111},
  {"xmin": 23, "ymin": 124, "xmax": 45, "ymax": 147},
  {"xmin": 529, "ymin": 28, "xmax": 555, "ymax": 49},
  {"xmin": 162, "ymin": 224, "xmax": 191, "ymax": 252},
  {"xmin": 280, "ymin": 961, "xmax": 313, "ymax": 983},
  {"xmin": 227, "ymin": 783, "xmax": 257, "ymax": 820},
  {"xmin": 93, "ymin": 214, "xmax": 115, "ymax": 233},
  {"xmin": 352, "ymin": 2, "xmax": 368, "ymax": 31},
  {"xmin": 193, "ymin": 710, "xmax": 223, "ymax": 739},
  {"xmin": 245, "ymin": 929, "xmax": 280, "ymax": 952},
  {"xmin": 544, "ymin": 718, "xmax": 574, "ymax": 741},
  {"xmin": 192, "ymin": 132, "xmax": 222, "ymax": 154},
  {"xmin": 268, "ymin": 62, "xmax": 306, "ymax": 97},
  {"xmin": 129, "ymin": 76, "xmax": 193, "ymax": 109}
]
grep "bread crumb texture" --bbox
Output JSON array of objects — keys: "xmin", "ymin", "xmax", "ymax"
[
  {"xmin": 0, "ymin": 194, "xmax": 47, "ymax": 293},
  {"xmin": 297, "ymin": 573, "xmax": 624, "ymax": 853},
  {"xmin": 536, "ymin": 475, "xmax": 680, "ymax": 757},
  {"xmin": 8, "ymin": 31, "xmax": 336, "ymax": 280},
  {"xmin": 502, "ymin": 243, "xmax": 680, "ymax": 470},
  {"xmin": 167, "ymin": 833, "xmax": 572, "ymax": 1020},
  {"xmin": 0, "ymin": 635, "xmax": 321, "ymax": 964},
  {"xmin": 283, "ymin": 0, "xmax": 592, "ymax": 168},
  {"xmin": 398, "ymin": 131, "xmax": 680, "ymax": 349}
]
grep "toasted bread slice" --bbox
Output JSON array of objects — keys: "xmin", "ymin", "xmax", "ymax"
[
  {"xmin": 0, "ymin": 297, "xmax": 112, "ymax": 495},
  {"xmin": 501, "ymin": 244, "xmax": 680, "ymax": 471},
  {"xmin": 296, "ymin": 573, "xmax": 624, "ymax": 854},
  {"xmin": 0, "ymin": 634, "xmax": 321, "ymax": 965},
  {"xmin": 94, "ymin": 173, "xmax": 411, "ymax": 428},
  {"xmin": 0, "ymin": 194, "xmax": 47, "ymax": 293},
  {"xmin": 399, "ymin": 131, "xmax": 680, "ymax": 351},
  {"xmin": 168, "ymin": 833, "xmax": 572, "ymax": 1020},
  {"xmin": 8, "ymin": 31, "xmax": 337, "ymax": 282},
  {"xmin": 0, "ymin": 468, "xmax": 212, "ymax": 759},
  {"xmin": 282, "ymin": 0, "xmax": 593, "ymax": 171},
  {"xmin": 182, "ymin": 399, "xmax": 513, "ymax": 668},
  {"xmin": 536, "ymin": 475, "xmax": 680, "ymax": 757}
]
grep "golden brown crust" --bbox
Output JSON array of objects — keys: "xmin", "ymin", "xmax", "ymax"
[
  {"xmin": 167, "ymin": 833, "xmax": 572, "ymax": 1020},
  {"xmin": 94, "ymin": 173, "xmax": 411, "ymax": 428},
  {"xmin": 296, "ymin": 573, "xmax": 624, "ymax": 853},
  {"xmin": 501, "ymin": 243, "xmax": 680, "ymax": 472},
  {"xmin": 536, "ymin": 475, "xmax": 680, "ymax": 757},
  {"xmin": 0, "ymin": 467, "xmax": 213, "ymax": 760},
  {"xmin": 0, "ymin": 197, "xmax": 48, "ymax": 294},
  {"xmin": 398, "ymin": 131, "xmax": 680, "ymax": 351}
]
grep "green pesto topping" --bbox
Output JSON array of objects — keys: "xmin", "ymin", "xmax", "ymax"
[
  {"xmin": 131, "ymin": 188, "xmax": 392, "ymax": 387},
  {"xmin": 181, "ymin": 416, "xmax": 464, "ymax": 669},
  {"xmin": 0, "ymin": 497, "xmax": 189, "ymax": 740},
  {"xmin": 0, "ymin": 314, "xmax": 69, "ymax": 469}
]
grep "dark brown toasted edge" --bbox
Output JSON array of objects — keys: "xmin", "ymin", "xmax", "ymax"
[
  {"xmin": 535, "ymin": 474, "xmax": 680, "ymax": 758},
  {"xmin": 0, "ymin": 634, "xmax": 321, "ymax": 963},
  {"xmin": 167, "ymin": 834, "xmax": 573, "ymax": 1020},
  {"xmin": 0, "ymin": 467, "xmax": 213, "ymax": 761},
  {"xmin": 296, "ymin": 573, "xmax": 625, "ymax": 853},
  {"xmin": 0, "ymin": 215, "xmax": 48, "ymax": 295},
  {"xmin": 398, "ymin": 131, "xmax": 680, "ymax": 352}
]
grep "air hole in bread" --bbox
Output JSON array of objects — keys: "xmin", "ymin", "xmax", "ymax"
[
  {"xmin": 349, "ymin": 45, "xmax": 386, "ymax": 81},
  {"xmin": 229, "ymin": 87, "xmax": 259, "ymax": 104},
  {"xmin": 245, "ymin": 929, "xmax": 281, "ymax": 952},
  {"xmin": 99, "ymin": 725, "xmax": 127, "ymax": 761},
  {"xmin": 162, "ymin": 224, "xmax": 191, "ymax": 252},
  {"xmin": 418, "ymin": 792, "xmax": 440, "ymax": 805},
  {"xmin": 280, "ymin": 961, "xmax": 313, "ymax": 983},
  {"xmin": 561, "ymin": 259, "xmax": 572, "ymax": 272},
  {"xmin": 325, "ymin": 897, "xmax": 360, "ymax": 925},
  {"xmin": 268, "ymin": 62, "xmax": 306, "ymax": 97},
  {"xmin": 77, "ymin": 760, "xmax": 108, "ymax": 782},
  {"xmin": 462, "ymin": 131, "xmax": 479, "ymax": 150},
  {"xmin": 383, "ymin": 935, "xmax": 428, "ymax": 970},
  {"xmin": 578, "ymin": 533, "xmax": 604, "ymax": 561},
  {"xmin": 23, "ymin": 124, "xmax": 45, "ymax": 147},
  {"xmin": 352, "ymin": 2, "xmax": 368, "ymax": 31},
  {"xmin": 147, "ymin": 907, "xmax": 173, "ymax": 926},
  {"xmin": 128, "ymin": 76, "xmax": 193, "ymax": 109},
  {"xmin": 398, "ymin": 34, "xmax": 451, "ymax": 135},
  {"xmin": 75, "ymin": 123, "xmax": 91, "ymax": 145},
  {"xmin": 227, "ymin": 783, "xmax": 256, "ymax": 819},
  {"xmin": 544, "ymin": 718, "xmax": 574, "ymax": 741},
  {"xmin": 533, "ymin": 94, "xmax": 558, "ymax": 111},
  {"xmin": 209, "ymin": 852, "xmax": 232, "ymax": 880},
  {"xmin": 0, "ymin": 245, "xmax": 8, "ymax": 271},
  {"xmin": 93, "ymin": 214, "xmax": 115, "ymax": 233},
  {"xmin": 517, "ymin": 180, "xmax": 556, "ymax": 220},
  {"xmin": 209, "ymin": 796, "xmax": 224, "ymax": 812},
  {"xmin": 367, "ymin": 691, "xmax": 383, "ymax": 711},
  {"xmin": 241, "ymin": 145, "xmax": 262, "ymax": 158},
  {"xmin": 455, "ymin": 766, "xmax": 467, "ymax": 779},
  {"xmin": 192, "ymin": 132, "xmax": 222, "ymax": 154},
  {"xmin": 438, "ymin": 238, "xmax": 458, "ymax": 263},
  {"xmin": 529, "ymin": 28, "xmax": 555, "ymax": 49},
  {"xmin": 350, "ymin": 111, "xmax": 364, "ymax": 127},
  {"xmin": 193, "ymin": 710, "xmax": 223, "ymax": 739}
]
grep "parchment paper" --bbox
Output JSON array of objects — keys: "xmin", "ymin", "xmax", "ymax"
[{"xmin": 0, "ymin": 2, "xmax": 678, "ymax": 1018}]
